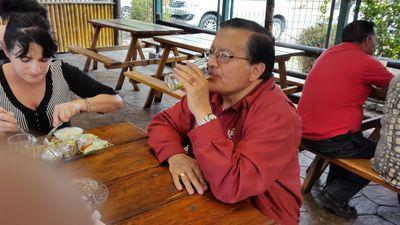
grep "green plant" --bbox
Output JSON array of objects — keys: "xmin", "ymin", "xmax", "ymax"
[
  {"xmin": 359, "ymin": 0, "xmax": 400, "ymax": 59},
  {"xmin": 297, "ymin": 23, "xmax": 336, "ymax": 73},
  {"xmin": 131, "ymin": 0, "xmax": 153, "ymax": 23},
  {"xmin": 296, "ymin": 0, "xmax": 336, "ymax": 73}
]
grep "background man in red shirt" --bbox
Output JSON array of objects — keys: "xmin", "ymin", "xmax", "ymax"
[
  {"xmin": 148, "ymin": 18, "xmax": 302, "ymax": 225},
  {"xmin": 298, "ymin": 20, "xmax": 393, "ymax": 218}
]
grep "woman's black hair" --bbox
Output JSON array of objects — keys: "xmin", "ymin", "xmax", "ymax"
[{"xmin": 0, "ymin": 0, "xmax": 57, "ymax": 58}]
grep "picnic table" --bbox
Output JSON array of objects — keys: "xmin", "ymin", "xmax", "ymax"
[
  {"xmin": 124, "ymin": 33, "xmax": 305, "ymax": 108},
  {"xmin": 68, "ymin": 19, "xmax": 184, "ymax": 90},
  {"xmin": 64, "ymin": 122, "xmax": 273, "ymax": 225}
]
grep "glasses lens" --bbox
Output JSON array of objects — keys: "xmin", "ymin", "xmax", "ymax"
[{"xmin": 217, "ymin": 51, "xmax": 230, "ymax": 63}]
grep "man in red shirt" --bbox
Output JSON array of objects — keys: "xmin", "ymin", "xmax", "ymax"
[
  {"xmin": 148, "ymin": 18, "xmax": 302, "ymax": 225},
  {"xmin": 298, "ymin": 20, "xmax": 393, "ymax": 218}
]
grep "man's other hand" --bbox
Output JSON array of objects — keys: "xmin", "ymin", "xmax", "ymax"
[{"xmin": 167, "ymin": 153, "xmax": 208, "ymax": 195}]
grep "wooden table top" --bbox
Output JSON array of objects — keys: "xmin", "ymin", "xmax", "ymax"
[
  {"xmin": 153, "ymin": 33, "xmax": 304, "ymax": 61},
  {"xmin": 89, "ymin": 19, "xmax": 183, "ymax": 37},
  {"xmin": 64, "ymin": 122, "xmax": 272, "ymax": 225},
  {"xmin": 153, "ymin": 33, "xmax": 215, "ymax": 53}
]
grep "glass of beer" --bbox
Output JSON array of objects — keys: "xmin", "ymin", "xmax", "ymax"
[{"xmin": 164, "ymin": 57, "xmax": 209, "ymax": 91}]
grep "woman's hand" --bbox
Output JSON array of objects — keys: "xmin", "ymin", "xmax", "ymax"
[
  {"xmin": 167, "ymin": 153, "xmax": 208, "ymax": 195},
  {"xmin": 173, "ymin": 62, "xmax": 212, "ymax": 122},
  {"xmin": 0, "ymin": 107, "xmax": 18, "ymax": 134},
  {"xmin": 52, "ymin": 100, "xmax": 84, "ymax": 127}
]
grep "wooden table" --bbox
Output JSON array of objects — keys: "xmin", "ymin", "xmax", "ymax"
[
  {"xmin": 68, "ymin": 19, "xmax": 183, "ymax": 90},
  {"xmin": 64, "ymin": 122, "xmax": 273, "ymax": 225},
  {"xmin": 124, "ymin": 33, "xmax": 304, "ymax": 108}
]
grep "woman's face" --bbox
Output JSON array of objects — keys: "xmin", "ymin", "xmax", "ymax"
[{"xmin": 6, "ymin": 42, "xmax": 51, "ymax": 84}]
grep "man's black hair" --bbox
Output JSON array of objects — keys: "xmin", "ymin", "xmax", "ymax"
[
  {"xmin": 220, "ymin": 18, "xmax": 275, "ymax": 81},
  {"xmin": 342, "ymin": 20, "xmax": 375, "ymax": 44}
]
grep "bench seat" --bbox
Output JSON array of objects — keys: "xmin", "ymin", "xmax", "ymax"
[
  {"xmin": 124, "ymin": 70, "xmax": 185, "ymax": 100},
  {"xmin": 69, "ymin": 45, "xmax": 122, "ymax": 69}
]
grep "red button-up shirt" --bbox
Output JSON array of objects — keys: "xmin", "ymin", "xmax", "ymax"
[{"xmin": 148, "ymin": 79, "xmax": 302, "ymax": 225}]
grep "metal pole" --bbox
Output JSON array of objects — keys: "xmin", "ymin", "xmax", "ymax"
[
  {"xmin": 334, "ymin": 0, "xmax": 351, "ymax": 44},
  {"xmin": 265, "ymin": 0, "xmax": 274, "ymax": 34},
  {"xmin": 325, "ymin": 0, "xmax": 336, "ymax": 48},
  {"xmin": 113, "ymin": 0, "xmax": 120, "ymax": 45},
  {"xmin": 353, "ymin": 0, "xmax": 362, "ymax": 21}
]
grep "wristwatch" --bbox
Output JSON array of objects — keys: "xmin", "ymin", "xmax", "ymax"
[{"xmin": 196, "ymin": 113, "xmax": 217, "ymax": 127}]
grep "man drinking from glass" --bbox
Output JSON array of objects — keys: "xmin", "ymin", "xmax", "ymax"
[{"xmin": 148, "ymin": 18, "xmax": 302, "ymax": 225}]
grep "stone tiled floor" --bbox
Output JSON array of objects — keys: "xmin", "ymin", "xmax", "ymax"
[{"xmin": 58, "ymin": 51, "xmax": 400, "ymax": 225}]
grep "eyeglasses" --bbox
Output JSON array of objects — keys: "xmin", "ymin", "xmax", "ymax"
[{"xmin": 205, "ymin": 49, "xmax": 249, "ymax": 63}]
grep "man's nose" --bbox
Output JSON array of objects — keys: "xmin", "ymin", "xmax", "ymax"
[{"xmin": 207, "ymin": 54, "xmax": 218, "ymax": 67}]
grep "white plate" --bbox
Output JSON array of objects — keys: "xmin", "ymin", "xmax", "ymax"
[{"xmin": 54, "ymin": 127, "xmax": 83, "ymax": 141}]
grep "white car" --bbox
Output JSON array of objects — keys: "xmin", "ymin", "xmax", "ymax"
[
  {"xmin": 121, "ymin": 0, "xmax": 132, "ymax": 19},
  {"xmin": 167, "ymin": 0, "xmax": 293, "ymax": 39}
]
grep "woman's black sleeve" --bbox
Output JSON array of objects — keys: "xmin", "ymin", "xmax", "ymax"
[{"xmin": 61, "ymin": 61, "xmax": 117, "ymax": 98}]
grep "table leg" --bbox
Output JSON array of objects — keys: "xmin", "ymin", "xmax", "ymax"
[
  {"xmin": 278, "ymin": 61, "xmax": 288, "ymax": 88},
  {"xmin": 128, "ymin": 40, "xmax": 146, "ymax": 91},
  {"xmin": 129, "ymin": 41, "xmax": 140, "ymax": 91},
  {"xmin": 93, "ymin": 49, "xmax": 98, "ymax": 70},
  {"xmin": 137, "ymin": 43, "xmax": 145, "ymax": 60},
  {"xmin": 154, "ymin": 46, "xmax": 180, "ymax": 103},
  {"xmin": 144, "ymin": 45, "xmax": 172, "ymax": 109},
  {"xmin": 115, "ymin": 35, "xmax": 139, "ymax": 91},
  {"xmin": 84, "ymin": 26, "xmax": 101, "ymax": 72}
]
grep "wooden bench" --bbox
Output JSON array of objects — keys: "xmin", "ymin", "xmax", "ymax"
[
  {"xmin": 141, "ymin": 38, "xmax": 203, "ymax": 59},
  {"xmin": 69, "ymin": 45, "xmax": 122, "ymax": 69},
  {"xmin": 302, "ymin": 116, "xmax": 400, "ymax": 195},
  {"xmin": 69, "ymin": 45, "xmax": 188, "ymax": 70},
  {"xmin": 273, "ymin": 72, "xmax": 305, "ymax": 87},
  {"xmin": 124, "ymin": 70, "xmax": 185, "ymax": 100}
]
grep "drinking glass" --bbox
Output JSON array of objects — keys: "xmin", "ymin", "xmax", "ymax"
[
  {"xmin": 7, "ymin": 133, "xmax": 38, "ymax": 158},
  {"xmin": 164, "ymin": 57, "xmax": 209, "ymax": 91}
]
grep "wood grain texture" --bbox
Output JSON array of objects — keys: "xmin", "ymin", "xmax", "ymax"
[
  {"xmin": 117, "ymin": 193, "xmax": 274, "ymax": 225},
  {"xmin": 87, "ymin": 122, "xmax": 147, "ymax": 145},
  {"xmin": 64, "ymin": 139, "xmax": 159, "ymax": 184},
  {"xmin": 100, "ymin": 167, "xmax": 187, "ymax": 224}
]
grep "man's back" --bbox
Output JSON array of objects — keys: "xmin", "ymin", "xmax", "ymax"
[{"xmin": 298, "ymin": 42, "xmax": 392, "ymax": 140}]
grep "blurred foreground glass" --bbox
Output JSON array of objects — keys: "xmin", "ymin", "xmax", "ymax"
[
  {"xmin": 7, "ymin": 133, "xmax": 38, "ymax": 158},
  {"xmin": 74, "ymin": 177, "xmax": 108, "ymax": 212},
  {"xmin": 164, "ymin": 57, "xmax": 209, "ymax": 91}
]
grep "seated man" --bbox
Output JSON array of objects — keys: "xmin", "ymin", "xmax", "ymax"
[
  {"xmin": 298, "ymin": 20, "xmax": 394, "ymax": 218},
  {"xmin": 148, "ymin": 18, "xmax": 302, "ymax": 225}
]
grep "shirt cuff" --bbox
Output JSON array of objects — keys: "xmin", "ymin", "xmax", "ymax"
[{"xmin": 188, "ymin": 119, "xmax": 225, "ymax": 148}]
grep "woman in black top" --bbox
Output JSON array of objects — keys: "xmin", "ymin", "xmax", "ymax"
[{"xmin": 0, "ymin": 0, "xmax": 122, "ymax": 136}]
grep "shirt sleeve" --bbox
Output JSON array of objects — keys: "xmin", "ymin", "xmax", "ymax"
[
  {"xmin": 362, "ymin": 57, "xmax": 393, "ymax": 88},
  {"xmin": 188, "ymin": 102, "xmax": 301, "ymax": 203},
  {"xmin": 61, "ymin": 61, "xmax": 117, "ymax": 97},
  {"xmin": 147, "ymin": 97, "xmax": 196, "ymax": 163}
]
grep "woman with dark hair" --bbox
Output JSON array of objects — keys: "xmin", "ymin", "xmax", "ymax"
[{"xmin": 0, "ymin": 0, "xmax": 123, "ymax": 136}]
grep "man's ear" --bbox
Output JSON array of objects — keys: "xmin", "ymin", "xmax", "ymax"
[
  {"xmin": 361, "ymin": 35, "xmax": 375, "ymax": 55},
  {"xmin": 249, "ymin": 62, "xmax": 266, "ymax": 81}
]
